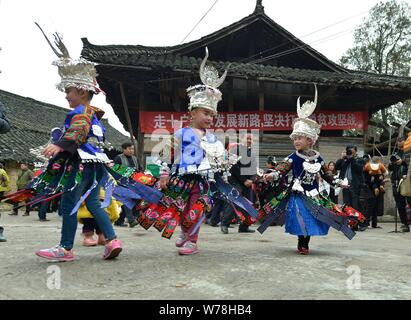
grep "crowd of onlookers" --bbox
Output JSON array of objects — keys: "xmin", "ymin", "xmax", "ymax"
[{"xmin": 330, "ymin": 143, "xmax": 410, "ymax": 233}]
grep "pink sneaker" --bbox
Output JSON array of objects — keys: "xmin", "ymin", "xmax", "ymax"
[
  {"xmin": 178, "ymin": 241, "xmax": 199, "ymax": 255},
  {"xmin": 82, "ymin": 232, "xmax": 97, "ymax": 247},
  {"xmin": 103, "ymin": 239, "xmax": 122, "ymax": 260},
  {"xmin": 35, "ymin": 245, "xmax": 75, "ymax": 262},
  {"xmin": 175, "ymin": 233, "xmax": 188, "ymax": 248}
]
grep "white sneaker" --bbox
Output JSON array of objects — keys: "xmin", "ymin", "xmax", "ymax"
[
  {"xmin": 178, "ymin": 241, "xmax": 199, "ymax": 255},
  {"xmin": 175, "ymin": 233, "xmax": 188, "ymax": 248}
]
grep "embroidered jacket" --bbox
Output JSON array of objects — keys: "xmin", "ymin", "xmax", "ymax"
[
  {"xmin": 274, "ymin": 150, "xmax": 337, "ymax": 195},
  {"xmin": 55, "ymin": 105, "xmax": 106, "ymax": 158}
]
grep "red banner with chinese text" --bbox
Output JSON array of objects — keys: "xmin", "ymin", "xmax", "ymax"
[{"xmin": 139, "ymin": 111, "xmax": 368, "ymax": 133}]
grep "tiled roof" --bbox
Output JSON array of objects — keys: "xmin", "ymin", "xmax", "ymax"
[
  {"xmin": 81, "ymin": 45, "xmax": 411, "ymax": 91},
  {"xmin": 0, "ymin": 89, "xmax": 128, "ymax": 162},
  {"xmin": 81, "ymin": 9, "xmax": 345, "ymax": 72},
  {"xmin": 80, "ymin": 7, "xmax": 410, "ymax": 92}
]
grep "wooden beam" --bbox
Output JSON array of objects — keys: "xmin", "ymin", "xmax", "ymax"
[
  {"xmin": 121, "ymin": 105, "xmax": 139, "ymax": 110},
  {"xmin": 99, "ymin": 72, "xmax": 172, "ymax": 97},
  {"xmin": 173, "ymin": 82, "xmax": 181, "ymax": 112},
  {"xmin": 237, "ymin": 76, "xmax": 411, "ymax": 92},
  {"xmin": 119, "ymin": 82, "xmax": 138, "ymax": 154},
  {"xmin": 233, "ymin": 81, "xmax": 340, "ymax": 98},
  {"xmin": 317, "ymin": 86, "xmax": 337, "ymax": 106},
  {"xmin": 99, "ymin": 63, "xmax": 152, "ymax": 72},
  {"xmin": 258, "ymin": 80, "xmax": 264, "ymax": 111},
  {"xmin": 228, "ymin": 78, "xmax": 234, "ymax": 112},
  {"xmin": 259, "ymin": 92, "xmax": 264, "ymax": 111},
  {"xmin": 137, "ymin": 88, "xmax": 146, "ymax": 168}
]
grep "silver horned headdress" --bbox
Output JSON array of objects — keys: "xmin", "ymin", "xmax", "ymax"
[
  {"xmin": 35, "ymin": 22, "xmax": 100, "ymax": 94},
  {"xmin": 186, "ymin": 47, "xmax": 229, "ymax": 113},
  {"xmin": 290, "ymin": 84, "xmax": 321, "ymax": 143}
]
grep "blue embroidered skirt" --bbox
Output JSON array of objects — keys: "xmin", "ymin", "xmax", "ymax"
[{"xmin": 285, "ymin": 193, "xmax": 330, "ymax": 236}]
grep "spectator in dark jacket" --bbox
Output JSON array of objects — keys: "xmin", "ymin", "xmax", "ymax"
[
  {"xmin": 220, "ymin": 133, "xmax": 257, "ymax": 234},
  {"xmin": 335, "ymin": 145, "xmax": 364, "ymax": 212},
  {"xmin": 114, "ymin": 142, "xmax": 142, "ymax": 171},
  {"xmin": 113, "ymin": 142, "xmax": 141, "ymax": 227},
  {"xmin": 388, "ymin": 152, "xmax": 410, "ymax": 232}
]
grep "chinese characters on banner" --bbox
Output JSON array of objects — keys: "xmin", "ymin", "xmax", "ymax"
[{"xmin": 139, "ymin": 111, "xmax": 368, "ymax": 133}]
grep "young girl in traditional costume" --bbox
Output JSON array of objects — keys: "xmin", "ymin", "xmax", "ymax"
[
  {"xmin": 137, "ymin": 48, "xmax": 257, "ymax": 255},
  {"xmin": 31, "ymin": 26, "xmax": 125, "ymax": 261},
  {"xmin": 4, "ymin": 26, "xmax": 163, "ymax": 261},
  {"xmin": 260, "ymin": 85, "xmax": 364, "ymax": 254}
]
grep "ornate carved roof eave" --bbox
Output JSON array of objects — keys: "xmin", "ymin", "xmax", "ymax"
[
  {"xmin": 228, "ymin": 74, "xmax": 411, "ymax": 92},
  {"xmin": 96, "ymin": 63, "xmax": 153, "ymax": 72},
  {"xmin": 86, "ymin": 47, "xmax": 411, "ymax": 93},
  {"xmin": 349, "ymin": 69, "xmax": 411, "ymax": 82},
  {"xmin": 93, "ymin": 60, "xmax": 411, "ymax": 93},
  {"xmin": 81, "ymin": 37, "xmax": 177, "ymax": 57}
]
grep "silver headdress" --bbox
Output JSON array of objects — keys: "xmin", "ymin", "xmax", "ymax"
[
  {"xmin": 35, "ymin": 23, "xmax": 100, "ymax": 94},
  {"xmin": 186, "ymin": 47, "xmax": 229, "ymax": 113},
  {"xmin": 290, "ymin": 84, "xmax": 321, "ymax": 143}
]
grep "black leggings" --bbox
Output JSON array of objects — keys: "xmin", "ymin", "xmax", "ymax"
[
  {"xmin": 82, "ymin": 218, "xmax": 102, "ymax": 234},
  {"xmin": 298, "ymin": 236, "xmax": 311, "ymax": 248}
]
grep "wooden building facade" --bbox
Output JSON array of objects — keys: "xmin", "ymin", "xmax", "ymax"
[{"xmin": 80, "ymin": 1, "xmax": 411, "ymax": 168}]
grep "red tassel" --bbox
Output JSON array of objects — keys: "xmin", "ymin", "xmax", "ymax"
[
  {"xmin": 139, "ymin": 203, "xmax": 162, "ymax": 230},
  {"xmin": 131, "ymin": 172, "xmax": 156, "ymax": 186},
  {"xmin": 181, "ymin": 200, "xmax": 206, "ymax": 230},
  {"xmin": 162, "ymin": 213, "xmax": 181, "ymax": 239},
  {"xmin": 154, "ymin": 206, "xmax": 177, "ymax": 232},
  {"xmin": 2, "ymin": 189, "xmax": 34, "ymax": 204}
]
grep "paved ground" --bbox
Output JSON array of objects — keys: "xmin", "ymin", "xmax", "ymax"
[{"xmin": 1, "ymin": 208, "xmax": 411, "ymax": 300}]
